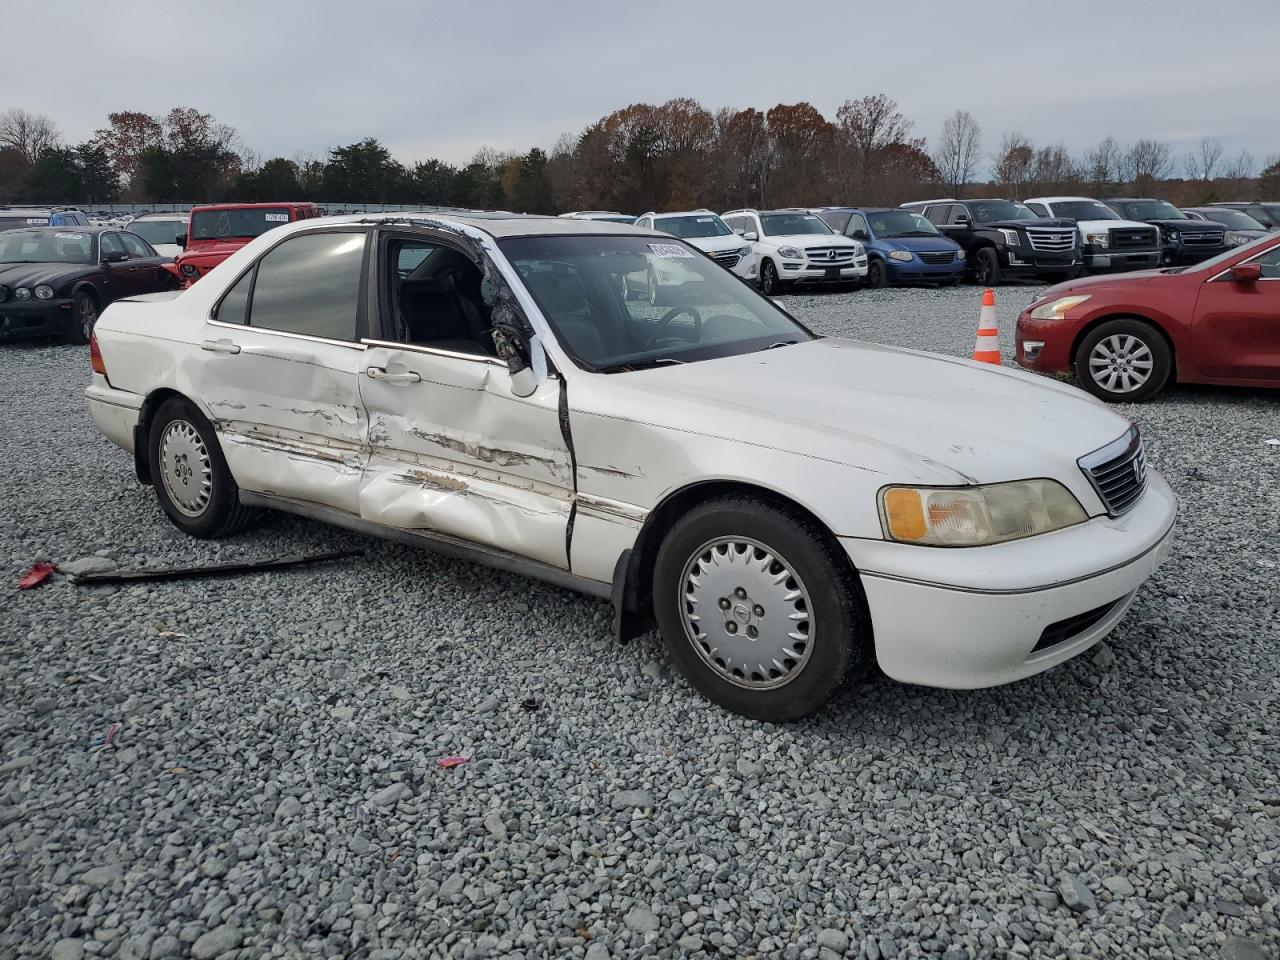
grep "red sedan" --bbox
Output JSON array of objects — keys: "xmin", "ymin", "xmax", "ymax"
[{"xmin": 1016, "ymin": 235, "xmax": 1280, "ymax": 401}]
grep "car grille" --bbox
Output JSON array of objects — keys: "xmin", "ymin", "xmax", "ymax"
[
  {"xmin": 1182, "ymin": 231, "xmax": 1224, "ymax": 247},
  {"xmin": 1078, "ymin": 427, "xmax": 1147, "ymax": 516},
  {"xmin": 803, "ymin": 246, "xmax": 856, "ymax": 264},
  {"xmin": 1109, "ymin": 227, "xmax": 1157, "ymax": 249},
  {"xmin": 709, "ymin": 251, "xmax": 741, "ymax": 268},
  {"xmin": 1025, "ymin": 227, "xmax": 1076, "ymax": 252},
  {"xmin": 917, "ymin": 250, "xmax": 956, "ymax": 264}
]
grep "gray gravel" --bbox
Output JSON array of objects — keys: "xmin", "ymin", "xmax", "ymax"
[{"xmin": 2, "ymin": 284, "xmax": 1278, "ymax": 959}]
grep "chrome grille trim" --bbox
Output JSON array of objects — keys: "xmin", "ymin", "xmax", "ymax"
[
  {"xmin": 709, "ymin": 251, "xmax": 741, "ymax": 268},
  {"xmin": 1025, "ymin": 227, "xmax": 1076, "ymax": 252},
  {"xmin": 803, "ymin": 246, "xmax": 857, "ymax": 263},
  {"xmin": 918, "ymin": 250, "xmax": 956, "ymax": 264},
  {"xmin": 1078, "ymin": 426, "xmax": 1147, "ymax": 516},
  {"xmin": 1182, "ymin": 231, "xmax": 1224, "ymax": 246}
]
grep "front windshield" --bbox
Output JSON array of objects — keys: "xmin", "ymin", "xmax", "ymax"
[
  {"xmin": 500, "ymin": 235, "xmax": 811, "ymax": 372},
  {"xmin": 129, "ymin": 219, "xmax": 187, "ymax": 245},
  {"xmin": 1113, "ymin": 200, "xmax": 1185, "ymax": 221},
  {"xmin": 0, "ymin": 229, "xmax": 93, "ymax": 264},
  {"xmin": 1052, "ymin": 201, "xmax": 1120, "ymax": 221},
  {"xmin": 970, "ymin": 201, "xmax": 1037, "ymax": 222},
  {"xmin": 655, "ymin": 214, "xmax": 732, "ymax": 239},
  {"xmin": 1194, "ymin": 209, "xmax": 1264, "ymax": 231},
  {"xmin": 759, "ymin": 213, "xmax": 833, "ymax": 236},
  {"xmin": 866, "ymin": 210, "xmax": 939, "ymax": 237},
  {"xmin": 190, "ymin": 207, "xmax": 291, "ymax": 241}
]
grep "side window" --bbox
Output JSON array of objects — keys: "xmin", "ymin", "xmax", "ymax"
[
  {"xmin": 948, "ymin": 205, "xmax": 972, "ymax": 225},
  {"xmin": 100, "ymin": 233, "xmax": 126, "ymax": 260},
  {"xmin": 120, "ymin": 233, "xmax": 151, "ymax": 258},
  {"xmin": 383, "ymin": 237, "xmax": 493, "ymax": 355},
  {"xmin": 923, "ymin": 206, "xmax": 948, "ymax": 226},
  {"xmin": 1026, "ymin": 202, "xmax": 1049, "ymax": 217},
  {"xmin": 819, "ymin": 211, "xmax": 849, "ymax": 233},
  {"xmin": 1254, "ymin": 246, "xmax": 1280, "ymax": 280},
  {"xmin": 214, "ymin": 269, "xmax": 252, "ymax": 324},
  {"xmin": 247, "ymin": 231, "xmax": 367, "ymax": 340},
  {"xmin": 745, "ymin": 216, "xmax": 761, "ymax": 237},
  {"xmin": 846, "ymin": 214, "xmax": 869, "ymax": 238}
]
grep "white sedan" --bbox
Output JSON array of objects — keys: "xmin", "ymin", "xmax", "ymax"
[{"xmin": 86, "ymin": 213, "xmax": 1177, "ymax": 720}]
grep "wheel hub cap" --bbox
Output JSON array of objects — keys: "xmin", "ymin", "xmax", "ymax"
[
  {"xmin": 1089, "ymin": 334, "xmax": 1153, "ymax": 394},
  {"xmin": 680, "ymin": 537, "xmax": 813, "ymax": 690},
  {"xmin": 159, "ymin": 419, "xmax": 213, "ymax": 517}
]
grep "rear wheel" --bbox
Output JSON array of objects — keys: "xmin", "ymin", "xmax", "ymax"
[
  {"xmin": 62, "ymin": 290, "xmax": 98, "ymax": 345},
  {"xmin": 1074, "ymin": 318, "xmax": 1172, "ymax": 403},
  {"xmin": 652, "ymin": 496, "xmax": 872, "ymax": 721},
  {"xmin": 867, "ymin": 260, "xmax": 889, "ymax": 288},
  {"xmin": 973, "ymin": 248, "xmax": 1002, "ymax": 286},
  {"xmin": 148, "ymin": 397, "xmax": 257, "ymax": 538}
]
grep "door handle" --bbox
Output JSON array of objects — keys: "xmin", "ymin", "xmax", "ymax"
[
  {"xmin": 366, "ymin": 366, "xmax": 421, "ymax": 384},
  {"xmin": 201, "ymin": 339, "xmax": 241, "ymax": 354}
]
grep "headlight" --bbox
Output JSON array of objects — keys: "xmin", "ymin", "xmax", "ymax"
[
  {"xmin": 879, "ymin": 480, "xmax": 1086, "ymax": 547},
  {"xmin": 956, "ymin": 249, "xmax": 966, "ymax": 260},
  {"xmin": 888, "ymin": 250, "xmax": 914, "ymax": 262},
  {"xmin": 1028, "ymin": 294, "xmax": 1091, "ymax": 320},
  {"xmin": 34, "ymin": 285, "xmax": 54, "ymax": 300},
  {"xmin": 777, "ymin": 246, "xmax": 803, "ymax": 259},
  {"xmin": 738, "ymin": 246, "xmax": 752, "ymax": 258},
  {"xmin": 1085, "ymin": 232, "xmax": 1109, "ymax": 248},
  {"xmin": 180, "ymin": 263, "xmax": 199, "ymax": 277},
  {"xmin": 1163, "ymin": 230, "xmax": 1179, "ymax": 243},
  {"xmin": 1227, "ymin": 231, "xmax": 1252, "ymax": 247},
  {"xmin": 998, "ymin": 228, "xmax": 1020, "ymax": 247},
  {"xmin": 15, "ymin": 286, "xmax": 32, "ymax": 300}
]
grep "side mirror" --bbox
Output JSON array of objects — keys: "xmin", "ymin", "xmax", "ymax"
[
  {"xmin": 954, "ymin": 216, "xmax": 971, "ymax": 227},
  {"xmin": 733, "ymin": 228, "xmax": 745, "ymax": 236},
  {"xmin": 102, "ymin": 250, "xmax": 128, "ymax": 264},
  {"xmin": 744, "ymin": 231, "xmax": 758, "ymax": 241},
  {"xmin": 852, "ymin": 230, "xmax": 870, "ymax": 242},
  {"xmin": 1230, "ymin": 262, "xmax": 1262, "ymax": 283},
  {"xmin": 491, "ymin": 318, "xmax": 537, "ymax": 398}
]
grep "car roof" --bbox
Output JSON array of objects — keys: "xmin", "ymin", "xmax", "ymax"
[
  {"xmin": 651, "ymin": 210, "xmax": 721, "ymax": 219},
  {"xmin": 1025, "ymin": 196, "xmax": 1105, "ymax": 204},
  {"xmin": 820, "ymin": 206, "xmax": 898, "ymax": 214},
  {"xmin": 296, "ymin": 212, "xmax": 662, "ymax": 239},
  {"xmin": 2, "ymin": 225, "xmax": 112, "ymax": 233},
  {"xmin": 189, "ymin": 202, "xmax": 317, "ymax": 212}
]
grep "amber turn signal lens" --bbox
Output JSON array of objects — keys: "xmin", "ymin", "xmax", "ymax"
[
  {"xmin": 90, "ymin": 332, "xmax": 107, "ymax": 377},
  {"xmin": 883, "ymin": 488, "xmax": 926, "ymax": 541}
]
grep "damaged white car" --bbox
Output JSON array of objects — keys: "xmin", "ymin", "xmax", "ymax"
[{"xmin": 86, "ymin": 213, "xmax": 1177, "ymax": 721}]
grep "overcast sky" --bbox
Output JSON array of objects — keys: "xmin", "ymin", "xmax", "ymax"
[{"xmin": 8, "ymin": 0, "xmax": 1277, "ymax": 175}]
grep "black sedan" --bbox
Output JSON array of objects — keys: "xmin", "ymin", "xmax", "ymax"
[{"xmin": 0, "ymin": 226, "xmax": 177, "ymax": 344}]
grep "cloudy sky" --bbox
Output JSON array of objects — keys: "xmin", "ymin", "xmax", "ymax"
[{"xmin": 8, "ymin": 0, "xmax": 1277, "ymax": 174}]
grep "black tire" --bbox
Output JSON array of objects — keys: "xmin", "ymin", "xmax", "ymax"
[
  {"xmin": 759, "ymin": 258, "xmax": 786, "ymax": 296},
  {"xmin": 62, "ymin": 289, "xmax": 98, "ymax": 345},
  {"xmin": 942, "ymin": 275, "xmax": 962, "ymax": 287},
  {"xmin": 973, "ymin": 247, "xmax": 1002, "ymax": 286},
  {"xmin": 867, "ymin": 259, "xmax": 889, "ymax": 288},
  {"xmin": 1073, "ymin": 318, "xmax": 1172, "ymax": 403},
  {"xmin": 148, "ymin": 397, "xmax": 257, "ymax": 538},
  {"xmin": 652, "ymin": 495, "xmax": 872, "ymax": 721}
]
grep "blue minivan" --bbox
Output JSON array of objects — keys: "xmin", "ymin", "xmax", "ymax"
[{"xmin": 816, "ymin": 207, "xmax": 966, "ymax": 287}]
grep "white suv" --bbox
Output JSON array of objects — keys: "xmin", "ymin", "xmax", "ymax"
[
  {"xmin": 723, "ymin": 208, "xmax": 867, "ymax": 293},
  {"xmin": 1023, "ymin": 197, "xmax": 1161, "ymax": 273},
  {"xmin": 635, "ymin": 210, "xmax": 757, "ymax": 282}
]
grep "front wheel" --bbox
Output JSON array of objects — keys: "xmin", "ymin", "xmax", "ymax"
[
  {"xmin": 62, "ymin": 290, "xmax": 98, "ymax": 345},
  {"xmin": 759, "ymin": 259, "xmax": 786, "ymax": 296},
  {"xmin": 867, "ymin": 260, "xmax": 889, "ymax": 288},
  {"xmin": 149, "ymin": 397, "xmax": 257, "ymax": 538},
  {"xmin": 652, "ymin": 496, "xmax": 872, "ymax": 721},
  {"xmin": 1073, "ymin": 319, "xmax": 1172, "ymax": 403},
  {"xmin": 973, "ymin": 248, "xmax": 1002, "ymax": 286}
]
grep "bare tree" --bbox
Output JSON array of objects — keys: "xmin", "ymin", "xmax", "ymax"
[
  {"xmin": 0, "ymin": 108, "xmax": 62, "ymax": 163},
  {"xmin": 933, "ymin": 110, "xmax": 982, "ymax": 197},
  {"xmin": 836, "ymin": 94, "xmax": 914, "ymax": 197},
  {"xmin": 1221, "ymin": 150, "xmax": 1255, "ymax": 181},
  {"xmin": 1121, "ymin": 139, "xmax": 1172, "ymax": 193},
  {"xmin": 1032, "ymin": 144, "xmax": 1079, "ymax": 194},
  {"xmin": 1182, "ymin": 137, "xmax": 1223, "ymax": 181},
  {"xmin": 1082, "ymin": 136, "xmax": 1122, "ymax": 191},
  {"xmin": 992, "ymin": 131, "xmax": 1035, "ymax": 196}
]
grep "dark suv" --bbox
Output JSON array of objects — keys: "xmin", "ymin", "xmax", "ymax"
[
  {"xmin": 1207, "ymin": 202, "xmax": 1280, "ymax": 232},
  {"xmin": 900, "ymin": 198, "xmax": 1081, "ymax": 285},
  {"xmin": 1103, "ymin": 197, "xmax": 1228, "ymax": 264}
]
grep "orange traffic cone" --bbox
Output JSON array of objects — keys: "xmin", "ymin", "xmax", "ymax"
[{"xmin": 972, "ymin": 288, "xmax": 1000, "ymax": 364}]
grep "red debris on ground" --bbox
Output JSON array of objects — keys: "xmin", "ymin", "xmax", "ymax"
[{"xmin": 17, "ymin": 562, "xmax": 57, "ymax": 590}]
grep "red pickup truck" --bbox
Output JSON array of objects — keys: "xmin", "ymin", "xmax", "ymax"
[{"xmin": 165, "ymin": 202, "xmax": 321, "ymax": 285}]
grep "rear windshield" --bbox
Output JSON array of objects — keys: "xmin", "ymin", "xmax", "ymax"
[
  {"xmin": 190, "ymin": 208, "xmax": 292, "ymax": 241},
  {"xmin": 0, "ymin": 215, "xmax": 51, "ymax": 231},
  {"xmin": 654, "ymin": 215, "xmax": 732, "ymax": 239},
  {"xmin": 129, "ymin": 218, "xmax": 188, "ymax": 245}
]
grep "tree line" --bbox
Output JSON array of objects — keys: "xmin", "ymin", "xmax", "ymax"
[{"xmin": 1, "ymin": 99, "xmax": 1277, "ymax": 211}]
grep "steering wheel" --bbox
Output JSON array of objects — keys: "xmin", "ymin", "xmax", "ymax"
[{"xmin": 643, "ymin": 306, "xmax": 702, "ymax": 348}]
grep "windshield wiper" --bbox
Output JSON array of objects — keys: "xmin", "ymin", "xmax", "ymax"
[
  {"xmin": 596, "ymin": 357, "xmax": 685, "ymax": 373},
  {"xmin": 894, "ymin": 231, "xmax": 939, "ymax": 237},
  {"xmin": 767, "ymin": 340, "xmax": 801, "ymax": 349}
]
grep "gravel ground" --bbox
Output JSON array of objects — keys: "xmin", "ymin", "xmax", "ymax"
[{"xmin": 2, "ymin": 285, "xmax": 1278, "ymax": 960}]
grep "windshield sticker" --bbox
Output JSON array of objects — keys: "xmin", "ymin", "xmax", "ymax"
[
  {"xmin": 648, "ymin": 242, "xmax": 694, "ymax": 259},
  {"xmin": 804, "ymin": 215, "xmax": 820, "ymax": 221},
  {"xmin": 696, "ymin": 217, "xmax": 714, "ymax": 222},
  {"xmin": 55, "ymin": 232, "xmax": 86, "ymax": 240},
  {"xmin": 263, "ymin": 213, "xmax": 289, "ymax": 222}
]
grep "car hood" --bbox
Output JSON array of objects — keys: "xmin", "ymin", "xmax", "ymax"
[
  {"xmin": 984, "ymin": 217, "xmax": 1075, "ymax": 229},
  {"xmin": 878, "ymin": 235, "xmax": 960, "ymax": 252},
  {"xmin": 613, "ymin": 338, "xmax": 1131, "ymax": 488},
  {"xmin": 685, "ymin": 234, "xmax": 751, "ymax": 254},
  {"xmin": 1030, "ymin": 269, "xmax": 1172, "ymax": 300},
  {"xmin": 1074, "ymin": 219, "xmax": 1155, "ymax": 234},
  {"xmin": 768, "ymin": 234, "xmax": 861, "ymax": 248},
  {"xmin": 0, "ymin": 262, "xmax": 85, "ymax": 288},
  {"xmin": 1140, "ymin": 219, "xmax": 1220, "ymax": 233}
]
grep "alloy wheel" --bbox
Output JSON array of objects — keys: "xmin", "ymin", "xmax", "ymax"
[
  {"xmin": 159, "ymin": 419, "xmax": 214, "ymax": 517},
  {"xmin": 1088, "ymin": 334, "xmax": 1155, "ymax": 394}
]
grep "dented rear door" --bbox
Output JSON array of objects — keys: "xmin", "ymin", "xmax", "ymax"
[{"xmin": 357, "ymin": 343, "xmax": 573, "ymax": 568}]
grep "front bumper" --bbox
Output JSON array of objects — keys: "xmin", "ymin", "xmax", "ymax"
[
  {"xmin": 0, "ymin": 297, "xmax": 76, "ymax": 340},
  {"xmin": 781, "ymin": 258, "xmax": 869, "ymax": 283},
  {"xmin": 1084, "ymin": 248, "xmax": 1161, "ymax": 271},
  {"xmin": 845, "ymin": 470, "xmax": 1177, "ymax": 689},
  {"xmin": 884, "ymin": 257, "xmax": 966, "ymax": 283},
  {"xmin": 731, "ymin": 254, "xmax": 758, "ymax": 281},
  {"xmin": 1001, "ymin": 249, "xmax": 1082, "ymax": 278}
]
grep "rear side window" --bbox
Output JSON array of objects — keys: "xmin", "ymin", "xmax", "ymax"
[
  {"xmin": 1026, "ymin": 202, "xmax": 1049, "ymax": 217},
  {"xmin": 119, "ymin": 233, "xmax": 151, "ymax": 258},
  {"xmin": 846, "ymin": 214, "xmax": 869, "ymax": 238},
  {"xmin": 244, "ymin": 232, "xmax": 367, "ymax": 340},
  {"xmin": 100, "ymin": 233, "xmax": 126, "ymax": 259},
  {"xmin": 214, "ymin": 269, "xmax": 252, "ymax": 324},
  {"xmin": 820, "ymin": 211, "xmax": 851, "ymax": 233}
]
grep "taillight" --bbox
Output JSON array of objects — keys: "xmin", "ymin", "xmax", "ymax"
[{"xmin": 90, "ymin": 331, "xmax": 107, "ymax": 377}]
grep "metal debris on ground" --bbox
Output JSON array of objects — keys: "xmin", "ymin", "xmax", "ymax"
[
  {"xmin": 17, "ymin": 561, "xmax": 57, "ymax": 590},
  {"xmin": 520, "ymin": 698, "xmax": 541, "ymax": 712},
  {"xmin": 69, "ymin": 549, "xmax": 363, "ymax": 585},
  {"xmin": 437, "ymin": 756, "xmax": 469, "ymax": 769},
  {"xmin": 89, "ymin": 723, "xmax": 122, "ymax": 751}
]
